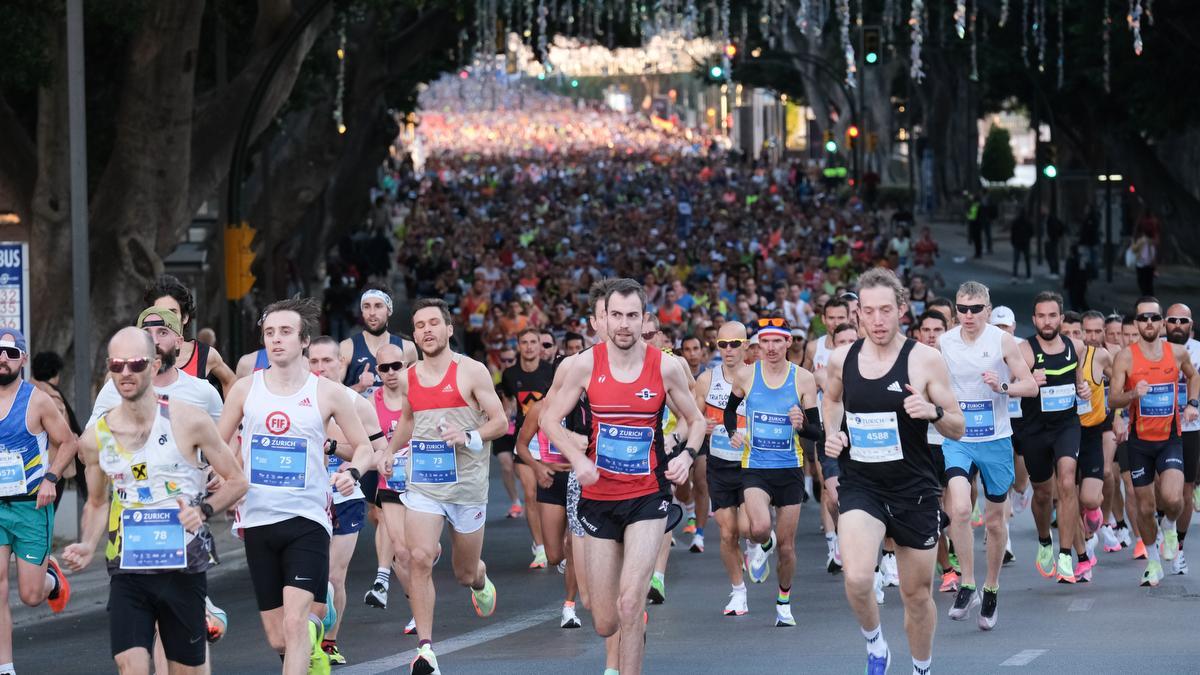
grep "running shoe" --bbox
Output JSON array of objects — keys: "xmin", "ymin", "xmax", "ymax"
[
  {"xmin": 1035, "ymin": 543, "xmax": 1056, "ymax": 578},
  {"xmin": 205, "ymin": 596, "xmax": 227, "ymax": 643},
  {"xmin": 1172, "ymin": 550, "xmax": 1189, "ymax": 575},
  {"xmin": 866, "ymin": 647, "xmax": 890, "ymax": 675},
  {"xmin": 44, "ymin": 556, "xmax": 70, "ymax": 614},
  {"xmin": 557, "ymin": 560, "xmax": 567, "ymax": 574},
  {"xmin": 746, "ymin": 536, "xmax": 772, "ymax": 584},
  {"xmin": 323, "ymin": 583, "xmax": 338, "ymax": 633},
  {"xmin": 1132, "ymin": 538, "xmax": 1148, "ymax": 560},
  {"xmin": 879, "ymin": 552, "xmax": 899, "ymax": 587},
  {"xmin": 647, "ymin": 575, "xmax": 666, "ymax": 604},
  {"xmin": 506, "ymin": 503, "xmax": 523, "ymax": 519},
  {"xmin": 774, "ymin": 602, "xmax": 796, "ymax": 627},
  {"xmin": 826, "ymin": 548, "xmax": 843, "ymax": 575},
  {"xmin": 471, "ymin": 576, "xmax": 497, "ymax": 617},
  {"xmin": 1086, "ymin": 534, "xmax": 1097, "ymax": 561},
  {"xmin": 1140, "ymin": 559, "xmax": 1164, "ymax": 587},
  {"xmin": 683, "ymin": 516, "xmax": 697, "ymax": 535},
  {"xmin": 1055, "ymin": 553, "xmax": 1076, "ymax": 584},
  {"xmin": 971, "ymin": 503, "xmax": 983, "ymax": 528},
  {"xmin": 1075, "ymin": 556, "xmax": 1096, "ymax": 583},
  {"xmin": 364, "ymin": 582, "xmax": 388, "ymax": 609},
  {"xmin": 1162, "ymin": 527, "xmax": 1180, "ymax": 561},
  {"xmin": 561, "ymin": 602, "xmax": 582, "ymax": 628},
  {"xmin": 948, "ymin": 586, "xmax": 980, "ymax": 620},
  {"xmin": 1082, "ymin": 507, "xmax": 1103, "ymax": 536},
  {"xmin": 1115, "ymin": 525, "xmax": 1132, "ymax": 549},
  {"xmin": 978, "ymin": 588, "xmax": 999, "ymax": 631},
  {"xmin": 874, "ymin": 569, "xmax": 885, "ymax": 605},
  {"xmin": 411, "ymin": 643, "xmax": 440, "ymax": 675},
  {"xmin": 689, "ymin": 532, "xmax": 705, "ymax": 553},
  {"xmin": 404, "ymin": 617, "xmax": 417, "ymax": 635},
  {"xmin": 529, "ymin": 547, "xmax": 548, "ymax": 569},
  {"xmin": 309, "ymin": 619, "xmax": 330, "ymax": 675},
  {"xmin": 724, "ymin": 589, "xmax": 748, "ymax": 616},
  {"xmin": 939, "ymin": 570, "xmax": 960, "ymax": 593},
  {"xmin": 1100, "ymin": 525, "xmax": 1122, "ymax": 553},
  {"xmin": 947, "ymin": 551, "xmax": 960, "ymax": 572},
  {"xmin": 322, "ymin": 642, "xmax": 346, "ymax": 666}
]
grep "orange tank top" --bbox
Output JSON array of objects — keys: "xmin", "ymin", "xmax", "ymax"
[{"xmin": 1128, "ymin": 341, "xmax": 1179, "ymax": 442}]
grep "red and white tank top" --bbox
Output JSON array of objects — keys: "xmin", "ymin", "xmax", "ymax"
[{"xmin": 585, "ymin": 343, "xmax": 667, "ymax": 501}]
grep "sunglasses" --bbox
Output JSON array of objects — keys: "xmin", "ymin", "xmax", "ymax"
[
  {"xmin": 1136, "ymin": 313, "xmax": 1163, "ymax": 323},
  {"xmin": 377, "ymin": 361, "xmax": 404, "ymax": 373},
  {"xmin": 716, "ymin": 339, "xmax": 746, "ymax": 349},
  {"xmin": 1166, "ymin": 317, "xmax": 1192, "ymax": 325},
  {"xmin": 108, "ymin": 357, "xmax": 151, "ymax": 374},
  {"xmin": 542, "ymin": 342, "xmax": 555, "ymax": 349},
  {"xmin": 0, "ymin": 347, "xmax": 22, "ymax": 360},
  {"xmin": 956, "ymin": 303, "xmax": 987, "ymax": 316},
  {"xmin": 642, "ymin": 331, "xmax": 661, "ymax": 340},
  {"xmin": 756, "ymin": 317, "xmax": 786, "ymax": 328},
  {"xmin": 500, "ymin": 357, "xmax": 516, "ymax": 364}
]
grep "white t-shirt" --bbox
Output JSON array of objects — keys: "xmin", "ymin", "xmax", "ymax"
[{"xmin": 88, "ymin": 369, "xmax": 223, "ymax": 429}]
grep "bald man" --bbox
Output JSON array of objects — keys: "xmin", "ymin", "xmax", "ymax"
[{"xmin": 1166, "ymin": 303, "xmax": 1200, "ymax": 574}]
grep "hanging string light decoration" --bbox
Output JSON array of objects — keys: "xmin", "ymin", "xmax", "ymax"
[
  {"xmin": 524, "ymin": 0, "xmax": 533, "ymax": 41},
  {"xmin": 998, "ymin": 0, "xmax": 1008, "ymax": 27},
  {"xmin": 537, "ymin": 0, "xmax": 548, "ymax": 59},
  {"xmin": 1127, "ymin": 0, "xmax": 1143, "ymax": 56},
  {"xmin": 1103, "ymin": 0, "xmax": 1111, "ymax": 92},
  {"xmin": 970, "ymin": 0, "xmax": 979, "ymax": 80},
  {"xmin": 1035, "ymin": 0, "xmax": 1046, "ymax": 72},
  {"xmin": 1144, "ymin": 0, "xmax": 1153, "ymax": 25},
  {"xmin": 1020, "ymin": 0, "xmax": 1029, "ymax": 66},
  {"xmin": 882, "ymin": 0, "xmax": 896, "ymax": 43},
  {"xmin": 797, "ymin": 0, "xmax": 811, "ymax": 33},
  {"xmin": 333, "ymin": 14, "xmax": 347, "ymax": 134},
  {"xmin": 909, "ymin": 0, "xmax": 925, "ymax": 81},
  {"xmin": 1056, "ymin": 0, "xmax": 1064, "ymax": 88},
  {"xmin": 838, "ymin": 0, "xmax": 856, "ymax": 87},
  {"xmin": 954, "ymin": 0, "xmax": 966, "ymax": 38}
]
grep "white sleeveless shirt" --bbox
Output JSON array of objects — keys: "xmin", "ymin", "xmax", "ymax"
[{"xmin": 940, "ymin": 324, "xmax": 1012, "ymax": 442}]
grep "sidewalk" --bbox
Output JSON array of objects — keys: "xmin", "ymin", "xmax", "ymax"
[
  {"xmin": 922, "ymin": 218, "xmax": 1200, "ymax": 314},
  {"xmin": 10, "ymin": 515, "xmax": 247, "ymax": 628}
]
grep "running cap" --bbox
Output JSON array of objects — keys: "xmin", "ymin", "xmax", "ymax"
[
  {"xmin": 360, "ymin": 289, "xmax": 393, "ymax": 314},
  {"xmin": 989, "ymin": 306, "xmax": 1015, "ymax": 328},
  {"xmin": 137, "ymin": 307, "xmax": 182, "ymax": 336},
  {"xmin": 0, "ymin": 328, "xmax": 27, "ymax": 353}
]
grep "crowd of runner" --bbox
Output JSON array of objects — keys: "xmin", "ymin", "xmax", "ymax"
[{"xmin": 0, "ymin": 83, "xmax": 1196, "ymax": 675}]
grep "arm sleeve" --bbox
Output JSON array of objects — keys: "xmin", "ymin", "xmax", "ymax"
[
  {"xmin": 723, "ymin": 392, "xmax": 744, "ymax": 436},
  {"xmin": 796, "ymin": 406, "xmax": 823, "ymax": 442}
]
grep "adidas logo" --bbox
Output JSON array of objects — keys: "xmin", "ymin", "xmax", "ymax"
[
  {"xmin": 924, "ymin": 536, "xmax": 936, "ymax": 546},
  {"xmin": 886, "ymin": 381, "xmax": 902, "ymax": 393},
  {"xmin": 442, "ymin": 384, "xmax": 454, "ymax": 393},
  {"xmin": 298, "ymin": 398, "xmax": 312, "ymax": 407}
]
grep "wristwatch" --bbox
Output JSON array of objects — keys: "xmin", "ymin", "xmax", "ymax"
[
  {"xmin": 199, "ymin": 502, "xmax": 215, "ymax": 521},
  {"xmin": 1188, "ymin": 398, "xmax": 1200, "ymax": 409},
  {"xmin": 1000, "ymin": 382, "xmax": 1009, "ymax": 394},
  {"xmin": 348, "ymin": 467, "xmax": 362, "ymax": 483},
  {"xmin": 932, "ymin": 405, "xmax": 945, "ymax": 422},
  {"xmin": 43, "ymin": 472, "xmax": 59, "ymax": 485}
]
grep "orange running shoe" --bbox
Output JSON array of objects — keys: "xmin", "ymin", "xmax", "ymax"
[
  {"xmin": 45, "ymin": 556, "xmax": 70, "ymax": 613},
  {"xmin": 1132, "ymin": 539, "xmax": 1148, "ymax": 560}
]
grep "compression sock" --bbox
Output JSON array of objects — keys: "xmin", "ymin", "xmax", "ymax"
[{"xmin": 777, "ymin": 585, "xmax": 791, "ymax": 604}]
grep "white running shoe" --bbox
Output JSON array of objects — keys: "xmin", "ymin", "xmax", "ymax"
[
  {"xmin": 560, "ymin": 603, "xmax": 582, "ymax": 628},
  {"xmin": 1172, "ymin": 550, "xmax": 1189, "ymax": 575},
  {"xmin": 879, "ymin": 552, "xmax": 899, "ymax": 587},
  {"xmin": 557, "ymin": 560, "xmax": 567, "ymax": 574},
  {"xmin": 364, "ymin": 582, "xmax": 388, "ymax": 609},
  {"xmin": 874, "ymin": 569, "xmax": 885, "ymax": 605},
  {"xmin": 723, "ymin": 589, "xmax": 748, "ymax": 616},
  {"xmin": 1100, "ymin": 524, "xmax": 1122, "ymax": 553},
  {"xmin": 404, "ymin": 617, "xmax": 417, "ymax": 635},
  {"xmin": 690, "ymin": 533, "xmax": 705, "ymax": 553},
  {"xmin": 774, "ymin": 602, "xmax": 796, "ymax": 627},
  {"xmin": 1086, "ymin": 534, "xmax": 1097, "ymax": 561}
]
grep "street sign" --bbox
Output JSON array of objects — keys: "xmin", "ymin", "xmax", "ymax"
[{"xmin": 0, "ymin": 242, "xmax": 31, "ymax": 340}]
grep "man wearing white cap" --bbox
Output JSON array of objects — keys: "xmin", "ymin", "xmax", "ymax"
[{"xmin": 340, "ymin": 285, "xmax": 418, "ymax": 397}]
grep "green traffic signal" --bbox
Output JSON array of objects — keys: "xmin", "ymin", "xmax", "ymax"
[
  {"xmin": 825, "ymin": 140, "xmax": 838, "ymax": 153},
  {"xmin": 865, "ymin": 52, "xmax": 879, "ymax": 64},
  {"xmin": 1042, "ymin": 165, "xmax": 1058, "ymax": 179},
  {"xmin": 710, "ymin": 65, "xmax": 723, "ymax": 79}
]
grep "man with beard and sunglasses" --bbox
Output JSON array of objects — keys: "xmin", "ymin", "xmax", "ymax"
[
  {"xmin": 0, "ymin": 328, "xmax": 78, "ymax": 674},
  {"xmin": 341, "ymin": 287, "xmax": 419, "ymax": 397},
  {"xmin": 1165, "ymin": 304, "xmax": 1200, "ymax": 574},
  {"xmin": 89, "ymin": 308, "xmax": 224, "ymax": 427},
  {"xmin": 1108, "ymin": 297, "xmax": 1200, "ymax": 586}
]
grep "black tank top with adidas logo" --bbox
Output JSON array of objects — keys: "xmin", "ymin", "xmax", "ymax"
[{"xmin": 838, "ymin": 338, "xmax": 941, "ymax": 506}]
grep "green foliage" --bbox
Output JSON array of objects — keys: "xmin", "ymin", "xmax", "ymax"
[{"xmin": 979, "ymin": 125, "xmax": 1015, "ymax": 183}]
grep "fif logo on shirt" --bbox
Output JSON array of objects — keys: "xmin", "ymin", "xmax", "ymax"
[{"xmin": 266, "ymin": 411, "xmax": 291, "ymax": 434}]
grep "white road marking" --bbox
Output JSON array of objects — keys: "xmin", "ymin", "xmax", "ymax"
[
  {"xmin": 1068, "ymin": 598, "xmax": 1094, "ymax": 612},
  {"xmin": 1000, "ymin": 649, "xmax": 1047, "ymax": 666},
  {"xmin": 340, "ymin": 604, "xmax": 559, "ymax": 674}
]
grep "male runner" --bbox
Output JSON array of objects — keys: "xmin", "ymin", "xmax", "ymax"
[
  {"xmin": 1074, "ymin": 314, "xmax": 1114, "ymax": 581},
  {"xmin": 693, "ymin": 321, "xmax": 752, "ymax": 614},
  {"xmin": 914, "ymin": 310, "xmax": 960, "ymax": 592},
  {"xmin": 65, "ymin": 327, "xmax": 246, "ymax": 674},
  {"xmin": 381, "ymin": 298, "xmax": 507, "ymax": 675},
  {"xmin": 1165, "ymin": 303, "xmax": 1199, "ymax": 574},
  {"xmin": 815, "ymin": 323, "xmax": 863, "ymax": 580},
  {"xmin": 500, "ymin": 327, "xmax": 555, "ymax": 568},
  {"xmin": 1082, "ymin": 310, "xmax": 1124, "ymax": 554},
  {"xmin": 939, "ymin": 282, "xmax": 1036, "ymax": 629},
  {"xmin": 219, "ymin": 298, "xmax": 377, "ymax": 674},
  {"xmin": 726, "ymin": 317, "xmax": 821, "ymax": 627},
  {"xmin": 542, "ymin": 278, "xmax": 704, "ymax": 675},
  {"xmin": 803, "ymin": 297, "xmax": 850, "ymax": 372},
  {"xmin": 340, "ymin": 286, "xmax": 419, "ymax": 395},
  {"xmin": 1112, "ymin": 315, "xmax": 1145, "ymax": 554},
  {"xmin": 0, "ymin": 328, "xmax": 77, "ymax": 675},
  {"xmin": 1108, "ymin": 297, "xmax": 1199, "ymax": 586},
  {"xmin": 1017, "ymin": 291, "xmax": 1092, "ymax": 583},
  {"xmin": 234, "ymin": 348, "xmax": 271, "ymax": 378},
  {"xmin": 823, "ymin": 268, "xmax": 964, "ymax": 675},
  {"xmin": 145, "ymin": 275, "xmax": 237, "ymax": 394},
  {"xmin": 805, "ymin": 297, "xmax": 850, "ymax": 571}
]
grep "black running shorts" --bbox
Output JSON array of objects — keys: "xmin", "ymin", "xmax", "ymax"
[
  {"xmin": 536, "ymin": 470, "xmax": 569, "ymax": 507},
  {"xmin": 1076, "ymin": 425, "xmax": 1106, "ymax": 483},
  {"xmin": 1018, "ymin": 423, "xmax": 1081, "ymax": 484},
  {"xmin": 108, "ymin": 572, "xmax": 207, "ymax": 666},
  {"xmin": 243, "ymin": 516, "xmax": 330, "ymax": 611},
  {"xmin": 707, "ymin": 456, "xmax": 743, "ymax": 511},
  {"xmin": 1127, "ymin": 437, "xmax": 1185, "ymax": 488},
  {"xmin": 838, "ymin": 486, "xmax": 947, "ymax": 551},
  {"xmin": 1182, "ymin": 431, "xmax": 1199, "ymax": 484},
  {"xmin": 577, "ymin": 491, "xmax": 671, "ymax": 542},
  {"xmin": 741, "ymin": 467, "xmax": 805, "ymax": 507}
]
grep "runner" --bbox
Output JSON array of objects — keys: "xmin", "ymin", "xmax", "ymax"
[
  {"xmin": 822, "ymin": 268, "xmax": 964, "ymax": 675},
  {"xmin": 380, "ymin": 298, "xmax": 507, "ymax": 675},
  {"xmin": 914, "ymin": 309, "xmax": 959, "ymax": 592},
  {"xmin": 803, "ymin": 297, "xmax": 850, "ymax": 371},
  {"xmin": 1081, "ymin": 310, "xmax": 1124, "ymax": 555},
  {"xmin": 1073, "ymin": 313, "xmax": 1114, "ymax": 581},
  {"xmin": 234, "ymin": 348, "xmax": 270, "ymax": 378},
  {"xmin": 499, "ymin": 327, "xmax": 556, "ymax": 568},
  {"xmin": 692, "ymin": 321, "xmax": 752, "ymax": 614},
  {"xmin": 0, "ymin": 328, "xmax": 77, "ymax": 674},
  {"xmin": 726, "ymin": 317, "xmax": 821, "ymax": 627},
  {"xmin": 938, "ymin": 282, "xmax": 1036, "ymax": 629},
  {"xmin": 680, "ymin": 334, "xmax": 711, "ymax": 552},
  {"xmin": 145, "ymin": 275, "xmax": 238, "ymax": 394},
  {"xmin": 218, "ymin": 298, "xmax": 378, "ymax": 674},
  {"xmin": 1165, "ymin": 303, "xmax": 1199, "ymax": 574},
  {"xmin": 541, "ymin": 278, "xmax": 704, "ymax": 675},
  {"xmin": 340, "ymin": 286, "xmax": 419, "ymax": 395},
  {"xmin": 1107, "ymin": 297, "xmax": 1199, "ymax": 586},
  {"xmin": 64, "ymin": 327, "xmax": 247, "ymax": 673},
  {"xmin": 1113, "ymin": 314, "xmax": 1144, "ymax": 555},
  {"xmin": 1017, "ymin": 291, "xmax": 1092, "ymax": 584},
  {"xmin": 813, "ymin": 323, "xmax": 860, "ymax": 579},
  {"xmin": 805, "ymin": 297, "xmax": 851, "ymax": 571},
  {"xmin": 308, "ymin": 336, "xmax": 392, "ymax": 665}
]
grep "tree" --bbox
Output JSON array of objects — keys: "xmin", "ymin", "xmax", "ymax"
[{"xmin": 980, "ymin": 125, "xmax": 1016, "ymax": 184}]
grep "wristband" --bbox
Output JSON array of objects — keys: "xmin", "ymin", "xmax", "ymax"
[
  {"xmin": 465, "ymin": 429, "xmax": 484, "ymax": 452},
  {"xmin": 324, "ymin": 439, "xmax": 338, "ymax": 456},
  {"xmin": 200, "ymin": 502, "xmax": 215, "ymax": 521},
  {"xmin": 348, "ymin": 467, "xmax": 362, "ymax": 483},
  {"xmin": 368, "ymin": 431, "xmax": 386, "ymax": 442}
]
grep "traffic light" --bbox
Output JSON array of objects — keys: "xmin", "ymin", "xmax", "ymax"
[
  {"xmin": 725, "ymin": 43, "xmax": 738, "ymax": 59},
  {"xmin": 710, "ymin": 65, "xmax": 723, "ymax": 79},
  {"xmin": 863, "ymin": 27, "xmax": 882, "ymax": 65},
  {"xmin": 1042, "ymin": 164, "xmax": 1058, "ymax": 179},
  {"xmin": 846, "ymin": 125, "xmax": 860, "ymax": 149},
  {"xmin": 225, "ymin": 223, "xmax": 256, "ymax": 300},
  {"xmin": 1042, "ymin": 145, "xmax": 1058, "ymax": 179},
  {"xmin": 825, "ymin": 139, "xmax": 838, "ymax": 153}
]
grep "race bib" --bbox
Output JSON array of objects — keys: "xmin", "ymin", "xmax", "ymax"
[
  {"xmin": 1007, "ymin": 396, "xmax": 1023, "ymax": 419},
  {"xmin": 1040, "ymin": 385, "xmax": 1076, "ymax": 413},
  {"xmin": 386, "ymin": 449, "xmax": 407, "ymax": 492},
  {"xmin": 410, "ymin": 439, "xmax": 457, "ymax": 484},
  {"xmin": 540, "ymin": 434, "xmax": 566, "ymax": 465},
  {"xmin": 1138, "ymin": 383, "xmax": 1175, "ymax": 418},
  {"xmin": 596, "ymin": 424, "xmax": 653, "ymax": 475},
  {"xmin": 847, "ymin": 411, "xmax": 903, "ymax": 463},
  {"xmin": 120, "ymin": 508, "xmax": 186, "ymax": 570},
  {"xmin": 961, "ymin": 400, "xmax": 995, "ymax": 438},
  {"xmin": 709, "ymin": 426, "xmax": 746, "ymax": 462},
  {"xmin": 249, "ymin": 434, "xmax": 307, "ymax": 488},
  {"xmin": 1076, "ymin": 395, "xmax": 1093, "ymax": 416},
  {"xmin": 0, "ymin": 452, "xmax": 27, "ymax": 497}
]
